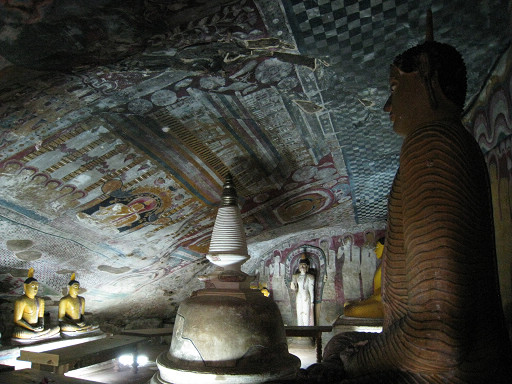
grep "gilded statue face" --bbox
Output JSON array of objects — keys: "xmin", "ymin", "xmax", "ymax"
[
  {"xmin": 383, "ymin": 65, "xmax": 429, "ymax": 137},
  {"xmin": 69, "ymin": 283, "xmax": 80, "ymax": 298},
  {"xmin": 24, "ymin": 281, "xmax": 39, "ymax": 298}
]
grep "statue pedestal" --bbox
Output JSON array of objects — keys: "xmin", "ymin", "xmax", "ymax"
[
  {"xmin": 151, "ymin": 272, "xmax": 300, "ymax": 384},
  {"xmin": 333, "ymin": 315, "xmax": 383, "ymax": 333}
]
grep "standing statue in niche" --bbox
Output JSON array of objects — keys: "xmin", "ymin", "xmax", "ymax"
[
  {"xmin": 12, "ymin": 268, "xmax": 60, "ymax": 342},
  {"xmin": 308, "ymin": 14, "xmax": 512, "ymax": 384},
  {"xmin": 59, "ymin": 273, "xmax": 100, "ymax": 337},
  {"xmin": 290, "ymin": 254, "xmax": 315, "ymax": 326}
]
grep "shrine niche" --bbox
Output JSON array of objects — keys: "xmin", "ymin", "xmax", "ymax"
[{"xmin": 255, "ymin": 230, "xmax": 383, "ymax": 327}]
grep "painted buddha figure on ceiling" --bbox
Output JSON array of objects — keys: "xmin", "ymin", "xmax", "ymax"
[
  {"xmin": 342, "ymin": 237, "xmax": 384, "ymax": 319},
  {"xmin": 12, "ymin": 268, "xmax": 60, "ymax": 342},
  {"xmin": 58, "ymin": 273, "xmax": 99, "ymax": 336},
  {"xmin": 308, "ymin": 16, "xmax": 512, "ymax": 384}
]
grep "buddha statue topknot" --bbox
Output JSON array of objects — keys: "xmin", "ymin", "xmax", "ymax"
[{"xmin": 152, "ymin": 174, "xmax": 300, "ymax": 384}]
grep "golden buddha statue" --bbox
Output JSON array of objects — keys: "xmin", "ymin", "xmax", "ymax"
[
  {"xmin": 342, "ymin": 237, "xmax": 384, "ymax": 319},
  {"xmin": 58, "ymin": 273, "xmax": 99, "ymax": 336},
  {"xmin": 12, "ymin": 268, "xmax": 60, "ymax": 342}
]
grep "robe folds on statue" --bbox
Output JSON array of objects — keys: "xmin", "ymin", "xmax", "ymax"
[{"xmin": 320, "ymin": 120, "xmax": 512, "ymax": 383}]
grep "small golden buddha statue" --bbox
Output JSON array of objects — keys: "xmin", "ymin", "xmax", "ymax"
[
  {"xmin": 12, "ymin": 268, "xmax": 60, "ymax": 342},
  {"xmin": 58, "ymin": 273, "xmax": 99, "ymax": 336},
  {"xmin": 343, "ymin": 237, "xmax": 384, "ymax": 319}
]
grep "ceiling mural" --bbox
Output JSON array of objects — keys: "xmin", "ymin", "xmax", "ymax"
[{"xmin": 0, "ymin": 0, "xmax": 510, "ymax": 319}]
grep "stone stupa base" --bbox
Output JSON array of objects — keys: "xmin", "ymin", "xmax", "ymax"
[
  {"xmin": 151, "ymin": 287, "xmax": 301, "ymax": 384},
  {"xmin": 150, "ymin": 351, "xmax": 300, "ymax": 384}
]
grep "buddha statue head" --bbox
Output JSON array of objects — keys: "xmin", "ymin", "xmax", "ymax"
[
  {"xmin": 23, "ymin": 268, "xmax": 39, "ymax": 299},
  {"xmin": 298, "ymin": 253, "xmax": 310, "ymax": 274},
  {"xmin": 384, "ymin": 14, "xmax": 467, "ymax": 137},
  {"xmin": 67, "ymin": 273, "xmax": 80, "ymax": 298},
  {"xmin": 392, "ymin": 41, "xmax": 467, "ymax": 111}
]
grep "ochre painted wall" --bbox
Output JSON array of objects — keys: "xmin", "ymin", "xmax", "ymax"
[{"xmin": 465, "ymin": 44, "xmax": 512, "ymax": 327}]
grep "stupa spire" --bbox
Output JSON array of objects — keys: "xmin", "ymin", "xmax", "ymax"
[
  {"xmin": 206, "ymin": 173, "xmax": 249, "ymax": 270},
  {"xmin": 220, "ymin": 173, "xmax": 238, "ymax": 206}
]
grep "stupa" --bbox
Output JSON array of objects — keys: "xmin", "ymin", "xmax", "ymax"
[{"xmin": 151, "ymin": 174, "xmax": 300, "ymax": 384}]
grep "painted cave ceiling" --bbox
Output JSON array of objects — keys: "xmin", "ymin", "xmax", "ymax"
[{"xmin": 0, "ymin": 0, "xmax": 510, "ymax": 319}]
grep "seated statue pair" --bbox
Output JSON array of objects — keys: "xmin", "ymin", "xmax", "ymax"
[{"xmin": 12, "ymin": 269, "xmax": 99, "ymax": 343}]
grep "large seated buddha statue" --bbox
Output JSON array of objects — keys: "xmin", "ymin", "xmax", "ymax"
[
  {"xmin": 12, "ymin": 268, "xmax": 60, "ymax": 343},
  {"xmin": 58, "ymin": 273, "xmax": 99, "ymax": 337},
  {"xmin": 306, "ymin": 15, "xmax": 512, "ymax": 384},
  {"xmin": 342, "ymin": 238, "xmax": 384, "ymax": 319}
]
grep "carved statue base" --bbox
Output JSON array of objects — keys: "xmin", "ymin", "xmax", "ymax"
[
  {"xmin": 11, "ymin": 325, "xmax": 60, "ymax": 344},
  {"xmin": 60, "ymin": 325, "xmax": 102, "ymax": 339}
]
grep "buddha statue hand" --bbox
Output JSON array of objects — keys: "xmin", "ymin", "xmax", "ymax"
[
  {"xmin": 339, "ymin": 340, "xmax": 368, "ymax": 378},
  {"xmin": 32, "ymin": 322, "xmax": 44, "ymax": 333},
  {"xmin": 16, "ymin": 317, "xmax": 41, "ymax": 332},
  {"xmin": 74, "ymin": 315, "xmax": 87, "ymax": 328}
]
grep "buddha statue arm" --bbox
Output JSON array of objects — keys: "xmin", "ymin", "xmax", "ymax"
[
  {"xmin": 77, "ymin": 297, "xmax": 87, "ymax": 325},
  {"xmin": 290, "ymin": 274, "xmax": 297, "ymax": 291},
  {"xmin": 58, "ymin": 299, "xmax": 67, "ymax": 322},
  {"xmin": 344, "ymin": 124, "xmax": 482, "ymax": 376},
  {"xmin": 14, "ymin": 301, "xmax": 32, "ymax": 330},
  {"xmin": 59, "ymin": 298, "xmax": 86, "ymax": 324},
  {"xmin": 14, "ymin": 299, "xmax": 44, "ymax": 332},
  {"xmin": 38, "ymin": 298, "xmax": 45, "ymax": 329},
  {"xmin": 307, "ymin": 275, "xmax": 314, "ymax": 303}
]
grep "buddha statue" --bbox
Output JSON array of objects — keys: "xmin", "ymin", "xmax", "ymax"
[
  {"xmin": 308, "ymin": 14, "xmax": 512, "ymax": 383},
  {"xmin": 12, "ymin": 268, "xmax": 60, "ymax": 342},
  {"xmin": 342, "ymin": 237, "xmax": 384, "ymax": 319},
  {"xmin": 58, "ymin": 273, "xmax": 99, "ymax": 336},
  {"xmin": 290, "ymin": 254, "xmax": 315, "ymax": 326}
]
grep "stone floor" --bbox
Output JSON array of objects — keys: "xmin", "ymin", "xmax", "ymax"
[{"xmin": 65, "ymin": 339, "xmax": 318, "ymax": 384}]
